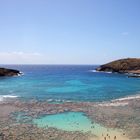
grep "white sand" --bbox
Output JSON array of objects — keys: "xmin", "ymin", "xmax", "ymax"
[{"xmin": 90, "ymin": 129, "xmax": 130, "ymax": 140}]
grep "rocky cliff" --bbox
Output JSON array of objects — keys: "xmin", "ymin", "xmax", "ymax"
[
  {"xmin": 0, "ymin": 68, "xmax": 21, "ymax": 76},
  {"xmin": 96, "ymin": 58, "xmax": 140, "ymax": 74}
]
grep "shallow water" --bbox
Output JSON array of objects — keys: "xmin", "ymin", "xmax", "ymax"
[
  {"xmin": 33, "ymin": 112, "xmax": 125, "ymax": 138},
  {"xmin": 34, "ymin": 112, "xmax": 93, "ymax": 132}
]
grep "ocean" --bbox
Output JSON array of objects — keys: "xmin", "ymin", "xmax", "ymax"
[{"xmin": 0, "ymin": 65, "xmax": 140, "ymax": 102}]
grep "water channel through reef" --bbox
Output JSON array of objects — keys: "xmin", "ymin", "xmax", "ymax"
[{"xmin": 33, "ymin": 112, "xmax": 129, "ymax": 140}]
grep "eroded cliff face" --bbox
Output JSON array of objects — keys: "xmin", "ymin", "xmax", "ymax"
[
  {"xmin": 96, "ymin": 58, "xmax": 140, "ymax": 74},
  {"xmin": 0, "ymin": 68, "xmax": 20, "ymax": 76}
]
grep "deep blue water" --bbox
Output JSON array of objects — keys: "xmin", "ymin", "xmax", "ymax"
[{"xmin": 0, "ymin": 65, "xmax": 140, "ymax": 102}]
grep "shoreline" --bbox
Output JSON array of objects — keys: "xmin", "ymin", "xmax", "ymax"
[{"xmin": 1, "ymin": 92, "xmax": 140, "ymax": 103}]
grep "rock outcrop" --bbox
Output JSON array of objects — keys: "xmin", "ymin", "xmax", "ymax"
[
  {"xmin": 96, "ymin": 58, "xmax": 140, "ymax": 74},
  {"xmin": 0, "ymin": 68, "xmax": 21, "ymax": 76}
]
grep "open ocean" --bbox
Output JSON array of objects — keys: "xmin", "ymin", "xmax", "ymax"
[{"xmin": 0, "ymin": 65, "xmax": 140, "ymax": 102}]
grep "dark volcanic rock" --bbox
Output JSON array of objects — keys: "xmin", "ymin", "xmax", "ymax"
[
  {"xmin": 0, "ymin": 68, "xmax": 21, "ymax": 76},
  {"xmin": 96, "ymin": 58, "xmax": 140, "ymax": 74}
]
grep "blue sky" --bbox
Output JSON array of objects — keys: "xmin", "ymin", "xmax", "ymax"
[{"xmin": 0, "ymin": 0, "xmax": 140, "ymax": 64}]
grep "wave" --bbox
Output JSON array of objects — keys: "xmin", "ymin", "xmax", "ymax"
[
  {"xmin": 98, "ymin": 102, "xmax": 129, "ymax": 107},
  {"xmin": 0, "ymin": 95, "xmax": 18, "ymax": 102},
  {"xmin": 15, "ymin": 71, "xmax": 24, "ymax": 77},
  {"xmin": 46, "ymin": 99, "xmax": 72, "ymax": 103},
  {"xmin": 19, "ymin": 71, "xmax": 24, "ymax": 75},
  {"xmin": 89, "ymin": 70, "xmax": 97, "ymax": 72},
  {"xmin": 97, "ymin": 94, "xmax": 140, "ymax": 107},
  {"xmin": 113, "ymin": 94, "xmax": 140, "ymax": 101},
  {"xmin": 89, "ymin": 70, "xmax": 113, "ymax": 74}
]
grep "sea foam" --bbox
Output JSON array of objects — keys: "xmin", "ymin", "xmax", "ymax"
[
  {"xmin": 89, "ymin": 70, "xmax": 113, "ymax": 73},
  {"xmin": 0, "ymin": 95, "xmax": 18, "ymax": 102},
  {"xmin": 113, "ymin": 94, "xmax": 140, "ymax": 101}
]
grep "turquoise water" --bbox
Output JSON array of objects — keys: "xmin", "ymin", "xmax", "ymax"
[
  {"xmin": 33, "ymin": 112, "xmax": 122, "ymax": 137},
  {"xmin": 34, "ymin": 112, "xmax": 92, "ymax": 132},
  {"xmin": 0, "ymin": 65, "xmax": 140, "ymax": 102}
]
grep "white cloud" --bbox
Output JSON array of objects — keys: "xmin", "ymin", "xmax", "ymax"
[
  {"xmin": 0, "ymin": 52, "xmax": 44, "ymax": 64},
  {"xmin": 121, "ymin": 32, "xmax": 129, "ymax": 36}
]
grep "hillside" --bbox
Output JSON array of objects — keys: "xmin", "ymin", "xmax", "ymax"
[
  {"xmin": 96, "ymin": 58, "xmax": 140, "ymax": 74},
  {"xmin": 0, "ymin": 68, "xmax": 20, "ymax": 76}
]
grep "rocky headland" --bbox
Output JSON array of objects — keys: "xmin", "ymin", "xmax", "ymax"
[
  {"xmin": 96, "ymin": 58, "xmax": 140, "ymax": 75},
  {"xmin": 0, "ymin": 68, "xmax": 21, "ymax": 76}
]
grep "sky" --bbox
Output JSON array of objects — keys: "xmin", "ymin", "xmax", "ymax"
[{"xmin": 0, "ymin": 0, "xmax": 140, "ymax": 64}]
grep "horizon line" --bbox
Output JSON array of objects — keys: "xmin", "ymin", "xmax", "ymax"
[{"xmin": 0, "ymin": 63, "xmax": 101, "ymax": 66}]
